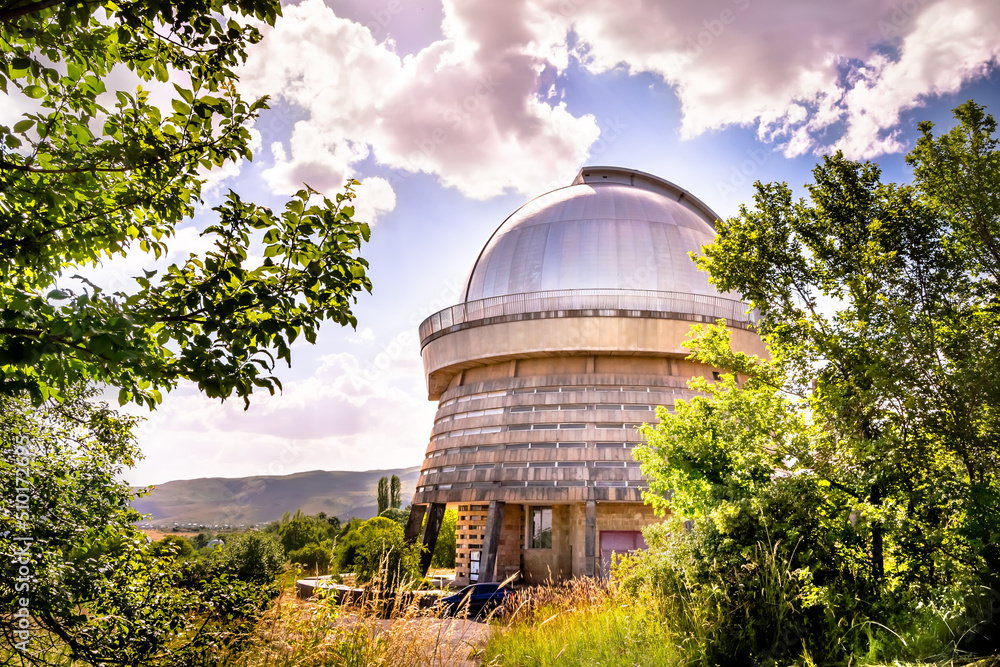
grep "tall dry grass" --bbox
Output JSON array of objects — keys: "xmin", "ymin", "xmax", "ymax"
[{"xmin": 219, "ymin": 568, "xmax": 491, "ymax": 667}]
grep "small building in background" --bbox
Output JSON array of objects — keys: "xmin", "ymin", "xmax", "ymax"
[{"xmin": 405, "ymin": 166, "xmax": 764, "ymax": 586}]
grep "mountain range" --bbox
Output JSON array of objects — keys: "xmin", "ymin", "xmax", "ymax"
[{"xmin": 132, "ymin": 466, "xmax": 420, "ymax": 526}]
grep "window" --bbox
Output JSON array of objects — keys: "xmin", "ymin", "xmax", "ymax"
[{"xmin": 530, "ymin": 507, "xmax": 552, "ymax": 549}]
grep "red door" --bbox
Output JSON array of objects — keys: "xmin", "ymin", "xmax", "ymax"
[{"xmin": 599, "ymin": 531, "xmax": 647, "ymax": 576}]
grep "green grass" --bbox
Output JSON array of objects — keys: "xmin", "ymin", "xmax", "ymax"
[
  {"xmin": 483, "ymin": 601, "xmax": 679, "ymax": 666},
  {"xmin": 479, "ymin": 574, "xmax": 998, "ymax": 667}
]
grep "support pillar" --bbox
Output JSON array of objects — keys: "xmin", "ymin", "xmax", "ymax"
[
  {"xmin": 478, "ymin": 500, "xmax": 505, "ymax": 583},
  {"xmin": 404, "ymin": 504, "xmax": 427, "ymax": 543},
  {"xmin": 585, "ymin": 500, "xmax": 597, "ymax": 577},
  {"xmin": 419, "ymin": 502, "xmax": 447, "ymax": 575}
]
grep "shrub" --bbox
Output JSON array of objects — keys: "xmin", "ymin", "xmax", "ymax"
[
  {"xmin": 289, "ymin": 540, "xmax": 333, "ymax": 574},
  {"xmin": 217, "ymin": 531, "xmax": 287, "ymax": 586},
  {"xmin": 332, "ymin": 517, "xmax": 366, "ymax": 572},
  {"xmin": 611, "ymin": 475, "xmax": 978, "ymax": 665},
  {"xmin": 279, "ymin": 517, "xmax": 325, "ymax": 553},
  {"xmin": 149, "ymin": 534, "xmax": 195, "ymax": 559},
  {"xmin": 351, "ymin": 517, "xmax": 422, "ymax": 590}
]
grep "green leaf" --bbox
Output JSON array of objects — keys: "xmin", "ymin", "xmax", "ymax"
[
  {"xmin": 153, "ymin": 61, "xmax": 168, "ymax": 82},
  {"xmin": 88, "ymin": 334, "xmax": 114, "ymax": 356},
  {"xmin": 13, "ymin": 119, "xmax": 34, "ymax": 133}
]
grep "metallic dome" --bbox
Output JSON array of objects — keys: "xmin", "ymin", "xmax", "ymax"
[{"xmin": 463, "ymin": 166, "xmax": 726, "ymax": 302}]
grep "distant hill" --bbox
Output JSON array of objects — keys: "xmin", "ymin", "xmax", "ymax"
[{"xmin": 132, "ymin": 466, "xmax": 420, "ymax": 526}]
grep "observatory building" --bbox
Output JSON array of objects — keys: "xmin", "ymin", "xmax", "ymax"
[{"xmin": 405, "ymin": 166, "xmax": 763, "ymax": 586}]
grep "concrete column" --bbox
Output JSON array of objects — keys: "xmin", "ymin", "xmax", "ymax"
[
  {"xmin": 404, "ymin": 504, "xmax": 427, "ymax": 543},
  {"xmin": 419, "ymin": 502, "xmax": 447, "ymax": 575},
  {"xmin": 478, "ymin": 500, "xmax": 506, "ymax": 583},
  {"xmin": 584, "ymin": 500, "xmax": 597, "ymax": 577}
]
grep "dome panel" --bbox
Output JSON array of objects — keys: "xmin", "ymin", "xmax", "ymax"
[{"xmin": 463, "ymin": 169, "xmax": 730, "ymax": 302}]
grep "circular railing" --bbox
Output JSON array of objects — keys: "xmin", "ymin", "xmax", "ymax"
[{"xmin": 418, "ymin": 288, "xmax": 757, "ymax": 344}]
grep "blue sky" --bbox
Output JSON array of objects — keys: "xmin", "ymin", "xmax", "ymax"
[{"xmin": 123, "ymin": 0, "xmax": 1000, "ymax": 485}]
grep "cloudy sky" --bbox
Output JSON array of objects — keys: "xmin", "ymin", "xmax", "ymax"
[{"xmin": 124, "ymin": 0, "xmax": 1000, "ymax": 486}]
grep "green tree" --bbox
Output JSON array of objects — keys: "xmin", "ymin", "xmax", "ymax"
[
  {"xmin": 0, "ymin": 387, "xmax": 276, "ymax": 664},
  {"xmin": 217, "ymin": 531, "xmax": 287, "ymax": 586},
  {"xmin": 149, "ymin": 534, "xmax": 195, "ymax": 559},
  {"xmin": 351, "ymin": 517, "xmax": 422, "ymax": 590},
  {"xmin": 289, "ymin": 540, "xmax": 333, "ymax": 575},
  {"xmin": 279, "ymin": 515, "xmax": 324, "ymax": 553},
  {"xmin": 694, "ymin": 108, "xmax": 1000, "ymax": 598},
  {"xmin": 430, "ymin": 508, "xmax": 457, "ymax": 569},
  {"xmin": 379, "ymin": 506, "xmax": 410, "ymax": 528},
  {"xmin": 0, "ymin": 0, "xmax": 374, "ymax": 660},
  {"xmin": 377, "ymin": 475, "xmax": 390, "ymax": 515},
  {"xmin": 332, "ymin": 517, "xmax": 366, "ymax": 574},
  {"xmin": 636, "ymin": 102, "xmax": 1000, "ymax": 659},
  {"xmin": 390, "ymin": 473, "xmax": 401, "ymax": 509},
  {"xmin": 0, "ymin": 0, "xmax": 372, "ymax": 408}
]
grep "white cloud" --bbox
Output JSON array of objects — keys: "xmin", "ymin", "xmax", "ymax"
[
  {"xmin": 127, "ymin": 336, "xmax": 435, "ymax": 485},
  {"xmin": 236, "ymin": 0, "xmax": 1000, "ymax": 197},
  {"xmin": 352, "ymin": 176, "xmax": 397, "ymax": 225},
  {"xmin": 560, "ymin": 0, "xmax": 1000, "ymax": 158},
  {"xmin": 238, "ymin": 0, "xmax": 600, "ymax": 201},
  {"xmin": 826, "ymin": 1, "xmax": 1000, "ymax": 157}
]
